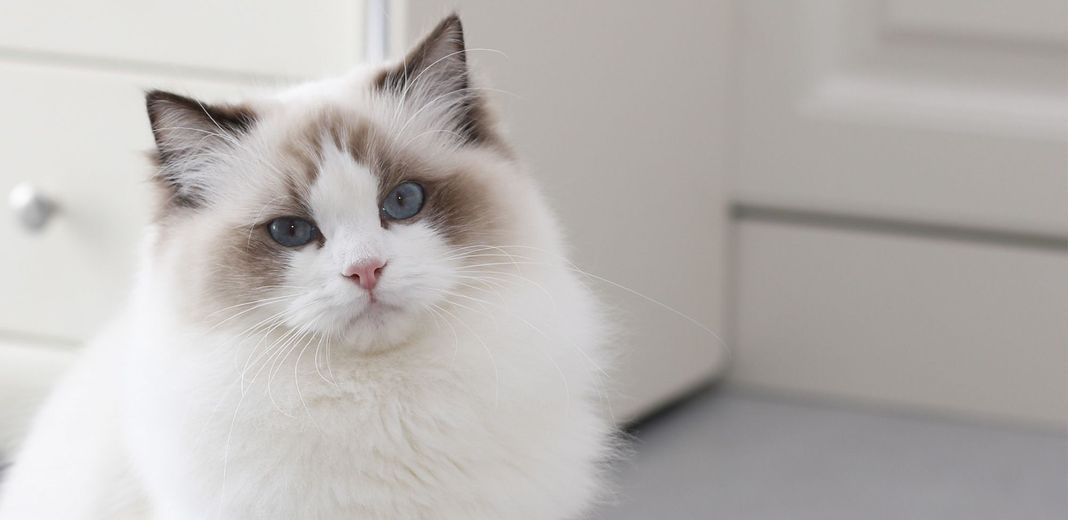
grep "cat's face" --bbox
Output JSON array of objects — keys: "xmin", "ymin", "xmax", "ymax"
[{"xmin": 145, "ymin": 15, "xmax": 526, "ymax": 351}]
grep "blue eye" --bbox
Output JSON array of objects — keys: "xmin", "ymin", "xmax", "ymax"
[
  {"xmin": 268, "ymin": 217, "xmax": 318, "ymax": 247},
  {"xmin": 382, "ymin": 181, "xmax": 425, "ymax": 220}
]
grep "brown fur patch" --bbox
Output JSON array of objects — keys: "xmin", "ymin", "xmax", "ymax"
[
  {"xmin": 369, "ymin": 148, "xmax": 495, "ymax": 246},
  {"xmin": 213, "ymin": 226, "xmax": 292, "ymax": 308},
  {"xmin": 274, "ymin": 105, "xmax": 503, "ymax": 249}
]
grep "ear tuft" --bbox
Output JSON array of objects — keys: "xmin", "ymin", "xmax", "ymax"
[
  {"xmin": 374, "ymin": 14, "xmax": 497, "ymax": 147},
  {"xmin": 145, "ymin": 90, "xmax": 257, "ymax": 208},
  {"xmin": 146, "ymin": 90, "xmax": 256, "ymax": 161},
  {"xmin": 376, "ymin": 14, "xmax": 466, "ymax": 94}
]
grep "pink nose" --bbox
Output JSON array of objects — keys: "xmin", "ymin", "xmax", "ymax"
[{"xmin": 343, "ymin": 259, "xmax": 386, "ymax": 291}]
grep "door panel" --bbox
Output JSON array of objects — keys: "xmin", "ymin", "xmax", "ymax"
[
  {"xmin": 733, "ymin": 219, "xmax": 1068, "ymax": 428},
  {"xmin": 885, "ymin": 0, "xmax": 1068, "ymax": 44},
  {"xmin": 736, "ymin": 0, "xmax": 1068, "ymax": 237}
]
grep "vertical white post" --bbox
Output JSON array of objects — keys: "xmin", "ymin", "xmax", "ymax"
[{"xmin": 364, "ymin": 0, "xmax": 390, "ymax": 62}]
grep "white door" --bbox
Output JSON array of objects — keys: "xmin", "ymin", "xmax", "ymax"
[{"xmin": 731, "ymin": 0, "xmax": 1068, "ymax": 427}]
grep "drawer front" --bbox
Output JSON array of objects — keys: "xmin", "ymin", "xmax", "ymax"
[
  {"xmin": 0, "ymin": 61, "xmax": 263, "ymax": 340},
  {"xmin": 0, "ymin": 0, "xmax": 363, "ymax": 78},
  {"xmin": 732, "ymin": 219, "xmax": 1068, "ymax": 428}
]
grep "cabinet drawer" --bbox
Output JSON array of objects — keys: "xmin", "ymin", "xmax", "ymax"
[
  {"xmin": 0, "ymin": 0, "xmax": 363, "ymax": 78},
  {"xmin": 0, "ymin": 61, "xmax": 263, "ymax": 340},
  {"xmin": 732, "ymin": 219, "xmax": 1068, "ymax": 428}
]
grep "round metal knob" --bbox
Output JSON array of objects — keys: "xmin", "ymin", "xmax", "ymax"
[{"xmin": 9, "ymin": 182, "xmax": 57, "ymax": 232}]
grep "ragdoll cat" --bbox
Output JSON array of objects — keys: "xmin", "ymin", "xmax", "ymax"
[{"xmin": 0, "ymin": 15, "xmax": 613, "ymax": 520}]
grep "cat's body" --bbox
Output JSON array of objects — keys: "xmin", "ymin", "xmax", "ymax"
[{"xmin": 0, "ymin": 16, "xmax": 612, "ymax": 520}]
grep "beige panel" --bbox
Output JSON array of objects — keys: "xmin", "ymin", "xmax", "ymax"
[
  {"xmin": 732, "ymin": 219, "xmax": 1068, "ymax": 428},
  {"xmin": 0, "ymin": 61, "xmax": 268, "ymax": 340},
  {"xmin": 736, "ymin": 0, "xmax": 1068, "ymax": 237},
  {"xmin": 885, "ymin": 0, "xmax": 1068, "ymax": 44},
  {"xmin": 0, "ymin": 0, "xmax": 363, "ymax": 78},
  {"xmin": 403, "ymin": 1, "xmax": 732, "ymax": 421}
]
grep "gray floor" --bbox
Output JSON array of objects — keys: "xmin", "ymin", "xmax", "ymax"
[{"xmin": 590, "ymin": 388, "xmax": 1067, "ymax": 520}]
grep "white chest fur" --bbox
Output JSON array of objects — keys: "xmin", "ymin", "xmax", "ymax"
[{"xmin": 122, "ymin": 275, "xmax": 610, "ymax": 520}]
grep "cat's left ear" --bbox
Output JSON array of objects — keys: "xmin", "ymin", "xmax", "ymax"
[{"xmin": 375, "ymin": 14, "xmax": 497, "ymax": 147}]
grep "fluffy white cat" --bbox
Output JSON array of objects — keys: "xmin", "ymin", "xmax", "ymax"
[{"xmin": 0, "ymin": 15, "xmax": 613, "ymax": 520}]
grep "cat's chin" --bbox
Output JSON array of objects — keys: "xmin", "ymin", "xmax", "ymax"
[{"xmin": 333, "ymin": 302, "xmax": 426, "ymax": 354}]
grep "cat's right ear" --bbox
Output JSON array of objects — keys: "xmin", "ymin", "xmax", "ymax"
[
  {"xmin": 145, "ymin": 90, "xmax": 257, "ymax": 208},
  {"xmin": 373, "ymin": 14, "xmax": 501, "ymax": 148}
]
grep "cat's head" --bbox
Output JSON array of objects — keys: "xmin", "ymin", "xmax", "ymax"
[{"xmin": 144, "ymin": 15, "xmax": 543, "ymax": 351}]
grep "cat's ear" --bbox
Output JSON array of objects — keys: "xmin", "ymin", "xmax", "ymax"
[
  {"xmin": 374, "ymin": 14, "xmax": 496, "ymax": 147},
  {"xmin": 145, "ymin": 90, "xmax": 256, "ymax": 207}
]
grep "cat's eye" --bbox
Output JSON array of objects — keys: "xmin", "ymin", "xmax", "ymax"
[
  {"xmin": 381, "ymin": 181, "xmax": 425, "ymax": 221},
  {"xmin": 267, "ymin": 217, "xmax": 318, "ymax": 247}
]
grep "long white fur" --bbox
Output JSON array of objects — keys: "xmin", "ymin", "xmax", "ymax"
[{"xmin": 0, "ymin": 35, "xmax": 613, "ymax": 520}]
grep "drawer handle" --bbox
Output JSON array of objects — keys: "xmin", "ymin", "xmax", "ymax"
[{"xmin": 9, "ymin": 182, "xmax": 57, "ymax": 232}]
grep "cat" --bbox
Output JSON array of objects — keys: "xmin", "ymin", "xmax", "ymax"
[{"xmin": 0, "ymin": 14, "xmax": 614, "ymax": 520}]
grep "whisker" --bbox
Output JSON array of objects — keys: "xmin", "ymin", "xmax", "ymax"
[
  {"xmin": 241, "ymin": 318, "xmax": 300, "ymax": 393},
  {"xmin": 453, "ymin": 250, "xmax": 729, "ymax": 353},
  {"xmin": 424, "ymin": 304, "xmax": 461, "ymax": 365},
  {"xmin": 292, "ymin": 331, "xmax": 325, "ymax": 432},
  {"xmin": 431, "ymin": 302, "xmax": 499, "ymax": 407},
  {"xmin": 205, "ymin": 295, "xmax": 301, "ymax": 333},
  {"xmin": 262, "ymin": 325, "xmax": 315, "ymax": 417},
  {"xmin": 312, "ymin": 330, "xmax": 338, "ymax": 388},
  {"xmin": 436, "ymin": 289, "xmax": 575, "ymax": 411},
  {"xmin": 455, "ymin": 270, "xmax": 557, "ymax": 308},
  {"xmin": 206, "ymin": 293, "xmax": 301, "ymax": 318}
]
